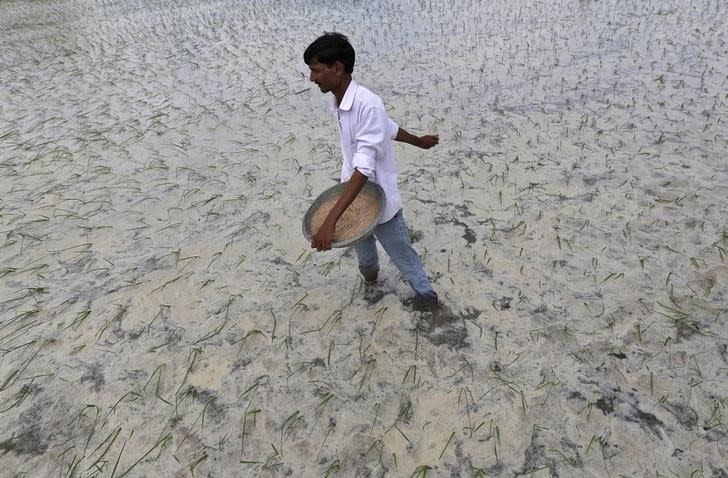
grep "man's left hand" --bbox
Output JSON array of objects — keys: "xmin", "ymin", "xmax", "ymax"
[{"xmin": 416, "ymin": 135, "xmax": 439, "ymax": 149}]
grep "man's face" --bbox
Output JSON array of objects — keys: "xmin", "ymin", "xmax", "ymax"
[{"xmin": 308, "ymin": 60, "xmax": 343, "ymax": 93}]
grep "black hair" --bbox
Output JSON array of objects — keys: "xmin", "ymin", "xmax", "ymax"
[{"xmin": 303, "ymin": 32, "xmax": 355, "ymax": 74}]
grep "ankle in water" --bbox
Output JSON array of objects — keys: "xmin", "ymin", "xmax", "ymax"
[
  {"xmin": 362, "ymin": 270, "xmax": 378, "ymax": 285},
  {"xmin": 412, "ymin": 292, "xmax": 439, "ymax": 311}
]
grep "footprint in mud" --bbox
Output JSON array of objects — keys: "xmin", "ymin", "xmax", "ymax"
[
  {"xmin": 362, "ymin": 284, "xmax": 386, "ymax": 305},
  {"xmin": 416, "ymin": 304, "xmax": 469, "ymax": 348}
]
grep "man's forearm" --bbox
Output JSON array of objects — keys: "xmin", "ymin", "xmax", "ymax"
[
  {"xmin": 394, "ymin": 128, "xmax": 439, "ymax": 149},
  {"xmin": 394, "ymin": 127, "xmax": 420, "ymax": 146},
  {"xmin": 310, "ymin": 169, "xmax": 368, "ymax": 251},
  {"xmin": 323, "ymin": 169, "xmax": 368, "ymax": 227}
]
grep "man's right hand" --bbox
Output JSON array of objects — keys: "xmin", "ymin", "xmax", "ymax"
[
  {"xmin": 311, "ymin": 220, "xmax": 336, "ymax": 251},
  {"xmin": 310, "ymin": 169, "xmax": 369, "ymax": 252}
]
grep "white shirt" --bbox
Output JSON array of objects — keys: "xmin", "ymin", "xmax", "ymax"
[{"xmin": 329, "ymin": 80, "xmax": 402, "ymax": 223}]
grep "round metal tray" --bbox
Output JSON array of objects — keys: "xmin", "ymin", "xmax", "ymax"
[{"xmin": 302, "ymin": 181, "xmax": 386, "ymax": 248}]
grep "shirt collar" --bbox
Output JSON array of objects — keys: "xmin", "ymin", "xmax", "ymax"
[{"xmin": 330, "ymin": 79, "xmax": 358, "ymax": 113}]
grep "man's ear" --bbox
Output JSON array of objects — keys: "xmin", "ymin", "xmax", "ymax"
[{"xmin": 335, "ymin": 61, "xmax": 345, "ymax": 75}]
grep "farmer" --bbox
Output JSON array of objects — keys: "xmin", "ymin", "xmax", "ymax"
[{"xmin": 304, "ymin": 32, "xmax": 440, "ymax": 309}]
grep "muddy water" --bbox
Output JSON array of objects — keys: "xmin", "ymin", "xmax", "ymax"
[{"xmin": 1, "ymin": 0, "xmax": 727, "ymax": 476}]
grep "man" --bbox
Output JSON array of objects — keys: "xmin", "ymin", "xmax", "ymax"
[{"xmin": 304, "ymin": 32, "xmax": 439, "ymax": 309}]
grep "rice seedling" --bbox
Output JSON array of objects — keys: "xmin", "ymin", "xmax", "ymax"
[
  {"xmin": 490, "ymin": 421, "xmax": 501, "ymax": 466},
  {"xmin": 278, "ymin": 410, "xmax": 304, "ymax": 458},
  {"xmin": 195, "ymin": 294, "xmax": 239, "ymax": 344},
  {"xmin": 187, "ymin": 450, "xmax": 208, "ymax": 477},
  {"xmin": 411, "ymin": 464, "xmax": 434, "ymax": 477},
  {"xmin": 114, "ymin": 433, "xmax": 173, "ymax": 478}
]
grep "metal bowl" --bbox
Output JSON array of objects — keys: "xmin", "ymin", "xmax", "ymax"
[{"xmin": 302, "ymin": 181, "xmax": 386, "ymax": 248}]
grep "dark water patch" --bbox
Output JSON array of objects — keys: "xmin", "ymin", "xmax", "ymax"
[
  {"xmin": 416, "ymin": 305, "xmax": 469, "ymax": 349},
  {"xmin": 582, "ymin": 172, "xmax": 613, "ymax": 186},
  {"xmin": 451, "ymin": 445, "xmax": 504, "ymax": 478},
  {"xmin": 607, "ymin": 352, "xmax": 627, "ymax": 359},
  {"xmin": 449, "ymin": 218, "xmax": 477, "ymax": 245},
  {"xmin": 270, "ymin": 256, "xmax": 291, "ymax": 266},
  {"xmin": 516, "ymin": 427, "xmax": 584, "ymax": 476},
  {"xmin": 60, "ymin": 254, "xmax": 96, "ymax": 274},
  {"xmin": 125, "ymin": 369, "xmax": 147, "ymax": 382},
  {"xmin": 567, "ymin": 390, "xmax": 586, "ymax": 401},
  {"xmin": 268, "ymin": 265, "xmax": 301, "ymax": 287},
  {"xmin": 494, "ymin": 296, "xmax": 511, "ymax": 310},
  {"xmin": 348, "ymin": 432, "xmax": 388, "ymax": 477},
  {"xmin": 148, "ymin": 327, "xmax": 183, "ymax": 351},
  {"xmin": 5, "ymin": 397, "xmax": 73, "ymax": 458},
  {"xmin": 460, "ymin": 307, "xmax": 481, "ymax": 321},
  {"xmin": 462, "ymin": 226, "xmax": 477, "ymax": 245},
  {"xmin": 455, "ymin": 203, "xmax": 474, "ymax": 217},
  {"xmin": 532, "ymin": 304, "xmax": 547, "ymax": 314},
  {"xmin": 439, "ymin": 440, "xmax": 466, "ymax": 476},
  {"xmin": 169, "ymin": 414, "xmax": 183, "ymax": 428},
  {"xmin": 268, "ymin": 257, "xmax": 301, "ymax": 287},
  {"xmin": 352, "ymin": 463, "xmax": 388, "ymax": 478},
  {"xmin": 517, "ymin": 427, "xmax": 553, "ymax": 476},
  {"xmin": 625, "ymin": 407, "xmax": 664, "ymax": 438},
  {"xmin": 80, "ymin": 363, "xmax": 106, "ymax": 392},
  {"xmin": 138, "ymin": 255, "xmax": 172, "ymax": 274},
  {"xmin": 195, "ymin": 388, "xmax": 227, "ymax": 422},
  {"xmin": 242, "ymin": 211, "xmax": 270, "ymax": 225},
  {"xmin": 407, "ymin": 227, "xmax": 423, "ymax": 244},
  {"xmin": 662, "ymin": 401, "xmax": 698, "ymax": 430},
  {"xmin": 596, "ymin": 386, "xmax": 664, "ymax": 437},
  {"xmin": 595, "ymin": 395, "xmax": 615, "ymax": 415},
  {"xmin": 231, "ymin": 357, "xmax": 253, "ymax": 372},
  {"xmin": 0, "ymin": 426, "xmax": 48, "ymax": 457},
  {"xmin": 594, "ymin": 362, "xmax": 610, "ymax": 376},
  {"xmin": 531, "ymin": 304, "xmax": 563, "ymax": 322},
  {"xmin": 673, "ymin": 318, "xmax": 702, "ymax": 342},
  {"xmin": 558, "ymin": 437, "xmax": 584, "ymax": 468},
  {"xmin": 363, "ymin": 286, "xmax": 385, "ymax": 305},
  {"xmin": 180, "ymin": 386, "xmax": 227, "ymax": 423},
  {"xmin": 433, "ymin": 213, "xmax": 476, "ymax": 246}
]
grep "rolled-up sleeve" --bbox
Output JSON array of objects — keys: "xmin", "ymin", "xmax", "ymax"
[
  {"xmin": 352, "ymin": 105, "xmax": 390, "ymax": 178},
  {"xmin": 388, "ymin": 118, "xmax": 399, "ymax": 139}
]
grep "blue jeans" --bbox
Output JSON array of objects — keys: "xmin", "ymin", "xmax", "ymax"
[{"xmin": 354, "ymin": 209, "xmax": 437, "ymax": 300}]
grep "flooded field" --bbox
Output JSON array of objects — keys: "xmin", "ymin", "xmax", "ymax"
[{"xmin": 1, "ymin": 0, "xmax": 727, "ymax": 476}]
